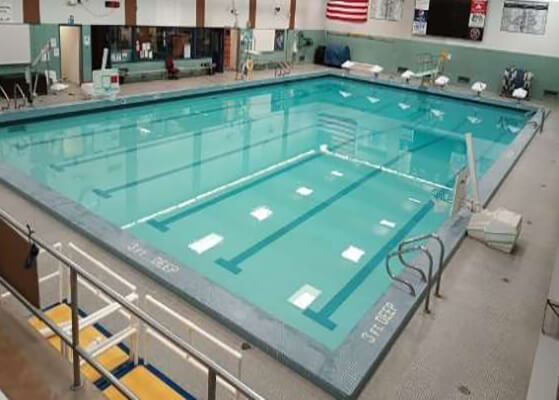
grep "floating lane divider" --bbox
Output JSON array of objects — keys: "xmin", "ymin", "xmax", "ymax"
[
  {"xmin": 92, "ymin": 124, "xmax": 316, "ymax": 199},
  {"xmin": 121, "ymin": 149, "xmax": 317, "ymax": 230},
  {"xmin": 321, "ymin": 145, "xmax": 453, "ymax": 192},
  {"xmin": 215, "ymin": 135, "xmax": 449, "ymax": 275},
  {"xmin": 144, "ymin": 127, "xmax": 399, "ymax": 233}
]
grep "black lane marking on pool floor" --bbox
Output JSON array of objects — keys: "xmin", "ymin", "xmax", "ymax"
[
  {"xmin": 12, "ymin": 85, "xmax": 331, "ymax": 151},
  {"xmin": 91, "ymin": 123, "xmax": 317, "ymax": 199}
]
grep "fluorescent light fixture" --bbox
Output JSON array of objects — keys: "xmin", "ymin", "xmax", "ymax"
[
  {"xmin": 289, "ymin": 285, "xmax": 321, "ymax": 310},
  {"xmin": 380, "ymin": 219, "xmax": 396, "ymax": 229},
  {"xmin": 331, "ymin": 170, "xmax": 344, "ymax": 177},
  {"xmin": 296, "ymin": 186, "xmax": 313, "ymax": 196},
  {"xmin": 251, "ymin": 206, "xmax": 272, "ymax": 221},
  {"xmin": 188, "ymin": 233, "xmax": 223, "ymax": 254},
  {"xmin": 342, "ymin": 246, "xmax": 365, "ymax": 263}
]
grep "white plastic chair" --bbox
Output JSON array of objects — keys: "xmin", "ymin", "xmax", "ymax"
[
  {"xmin": 435, "ymin": 75, "xmax": 450, "ymax": 88},
  {"xmin": 471, "ymin": 81, "xmax": 487, "ymax": 96},
  {"xmin": 45, "ymin": 70, "xmax": 69, "ymax": 93}
]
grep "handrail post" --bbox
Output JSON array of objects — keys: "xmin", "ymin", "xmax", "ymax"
[
  {"xmin": 420, "ymin": 246, "xmax": 434, "ymax": 313},
  {"xmin": 208, "ymin": 367, "xmax": 217, "ymax": 400},
  {"xmin": 70, "ymin": 269, "xmax": 82, "ymax": 390}
]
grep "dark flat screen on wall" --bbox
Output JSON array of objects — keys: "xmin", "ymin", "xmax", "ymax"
[{"xmin": 425, "ymin": 0, "xmax": 485, "ymax": 41}]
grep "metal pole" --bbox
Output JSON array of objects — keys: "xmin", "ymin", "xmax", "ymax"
[
  {"xmin": 422, "ymin": 246, "xmax": 434, "ymax": 314},
  {"xmin": 208, "ymin": 368, "xmax": 217, "ymax": 400},
  {"xmin": 70, "ymin": 269, "xmax": 82, "ymax": 390}
]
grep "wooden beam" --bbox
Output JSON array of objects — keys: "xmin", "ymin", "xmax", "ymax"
[
  {"xmin": 125, "ymin": 0, "xmax": 137, "ymax": 26},
  {"xmin": 23, "ymin": 0, "xmax": 40, "ymax": 24},
  {"xmin": 289, "ymin": 0, "xmax": 296, "ymax": 30},
  {"xmin": 249, "ymin": 0, "xmax": 257, "ymax": 29},
  {"xmin": 196, "ymin": 0, "xmax": 205, "ymax": 27}
]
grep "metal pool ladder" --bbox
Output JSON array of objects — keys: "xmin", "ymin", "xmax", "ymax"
[
  {"xmin": 0, "ymin": 84, "xmax": 10, "ymax": 110},
  {"xmin": 13, "ymin": 83, "xmax": 28, "ymax": 109},
  {"xmin": 385, "ymin": 233, "xmax": 445, "ymax": 313}
]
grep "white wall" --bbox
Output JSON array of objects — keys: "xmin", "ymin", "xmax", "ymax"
[
  {"xmin": 0, "ymin": 24, "xmax": 30, "ymax": 64},
  {"xmin": 205, "ymin": 0, "xmax": 250, "ymax": 28},
  {"xmin": 0, "ymin": 0, "xmax": 23, "ymax": 24},
  {"xmin": 325, "ymin": 0, "xmax": 559, "ymax": 57},
  {"xmin": 255, "ymin": 0, "xmax": 290, "ymax": 29},
  {"xmin": 295, "ymin": 0, "xmax": 326, "ymax": 30},
  {"xmin": 137, "ymin": 0, "xmax": 196, "ymax": 26},
  {"xmin": 40, "ymin": 0, "xmax": 125, "ymax": 25}
]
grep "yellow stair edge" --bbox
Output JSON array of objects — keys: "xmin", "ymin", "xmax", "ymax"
[
  {"xmin": 29, "ymin": 303, "xmax": 130, "ymax": 382},
  {"xmin": 103, "ymin": 366, "xmax": 184, "ymax": 400}
]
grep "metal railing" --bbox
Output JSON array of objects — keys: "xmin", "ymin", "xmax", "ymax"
[
  {"xmin": 0, "ymin": 84, "xmax": 10, "ymax": 110},
  {"xmin": 0, "ymin": 208, "xmax": 264, "ymax": 400},
  {"xmin": 398, "ymin": 233, "xmax": 445, "ymax": 297},
  {"xmin": 385, "ymin": 233, "xmax": 446, "ymax": 313},
  {"xmin": 386, "ymin": 245, "xmax": 433, "ymax": 312},
  {"xmin": 13, "ymin": 83, "xmax": 27, "ymax": 109}
]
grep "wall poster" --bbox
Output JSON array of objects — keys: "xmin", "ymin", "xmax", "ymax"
[
  {"xmin": 370, "ymin": 0, "xmax": 405, "ymax": 21},
  {"xmin": 0, "ymin": 0, "xmax": 13, "ymax": 22},
  {"xmin": 501, "ymin": 1, "xmax": 549, "ymax": 35},
  {"xmin": 412, "ymin": 0, "xmax": 430, "ymax": 35}
]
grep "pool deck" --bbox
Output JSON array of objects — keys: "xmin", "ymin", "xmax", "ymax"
[{"xmin": 1, "ymin": 65, "xmax": 558, "ymax": 399}]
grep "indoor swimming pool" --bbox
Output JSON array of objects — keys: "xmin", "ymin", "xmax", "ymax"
[{"xmin": 0, "ymin": 74, "xmax": 541, "ymax": 398}]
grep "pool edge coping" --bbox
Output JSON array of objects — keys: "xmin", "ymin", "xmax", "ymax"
[{"xmin": 0, "ymin": 73, "xmax": 546, "ymax": 399}]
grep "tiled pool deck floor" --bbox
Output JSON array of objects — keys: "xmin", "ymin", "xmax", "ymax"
[{"xmin": 1, "ymin": 65, "xmax": 558, "ymax": 399}]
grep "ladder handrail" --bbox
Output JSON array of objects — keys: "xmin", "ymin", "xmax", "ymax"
[
  {"xmin": 386, "ymin": 245, "xmax": 434, "ymax": 313},
  {"xmin": 0, "ymin": 84, "xmax": 10, "ymax": 110},
  {"xmin": 397, "ymin": 233, "xmax": 445, "ymax": 296},
  {"xmin": 13, "ymin": 83, "xmax": 27, "ymax": 109}
]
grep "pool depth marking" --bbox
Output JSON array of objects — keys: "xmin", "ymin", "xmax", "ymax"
[
  {"xmin": 215, "ymin": 135, "xmax": 448, "ymax": 275},
  {"xmin": 92, "ymin": 124, "xmax": 317, "ymax": 199}
]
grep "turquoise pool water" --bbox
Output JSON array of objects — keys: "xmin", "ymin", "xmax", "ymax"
[{"xmin": 0, "ymin": 77, "xmax": 530, "ymax": 349}]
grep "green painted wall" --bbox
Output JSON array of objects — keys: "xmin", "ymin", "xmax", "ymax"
[{"xmin": 326, "ymin": 32, "xmax": 559, "ymax": 100}]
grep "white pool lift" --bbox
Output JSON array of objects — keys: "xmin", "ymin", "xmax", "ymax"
[{"xmin": 462, "ymin": 133, "xmax": 522, "ymax": 253}]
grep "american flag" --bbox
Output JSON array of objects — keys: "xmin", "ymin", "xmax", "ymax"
[{"xmin": 326, "ymin": 0, "xmax": 370, "ymax": 23}]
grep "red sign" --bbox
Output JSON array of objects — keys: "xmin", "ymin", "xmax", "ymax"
[{"xmin": 471, "ymin": 0, "xmax": 487, "ymax": 14}]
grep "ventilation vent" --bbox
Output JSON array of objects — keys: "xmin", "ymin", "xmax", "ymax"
[
  {"xmin": 458, "ymin": 76, "xmax": 471, "ymax": 84},
  {"xmin": 397, "ymin": 66, "xmax": 408, "ymax": 73},
  {"xmin": 543, "ymin": 89, "xmax": 558, "ymax": 99}
]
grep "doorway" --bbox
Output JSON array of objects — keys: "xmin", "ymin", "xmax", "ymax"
[{"xmin": 59, "ymin": 25, "xmax": 82, "ymax": 84}]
